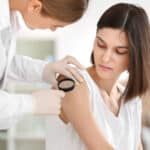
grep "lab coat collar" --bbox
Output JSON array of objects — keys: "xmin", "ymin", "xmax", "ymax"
[{"xmin": 0, "ymin": 0, "xmax": 11, "ymax": 30}]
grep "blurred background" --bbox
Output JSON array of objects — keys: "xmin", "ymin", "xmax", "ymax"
[{"xmin": 0, "ymin": 0, "xmax": 150, "ymax": 150}]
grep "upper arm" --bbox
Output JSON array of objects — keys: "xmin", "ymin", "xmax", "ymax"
[{"xmin": 61, "ymin": 80, "xmax": 114, "ymax": 150}]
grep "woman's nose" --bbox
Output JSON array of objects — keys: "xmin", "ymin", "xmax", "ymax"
[{"xmin": 102, "ymin": 49, "xmax": 112, "ymax": 62}]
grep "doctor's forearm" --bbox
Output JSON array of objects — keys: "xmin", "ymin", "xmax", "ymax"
[{"xmin": 7, "ymin": 55, "xmax": 47, "ymax": 82}]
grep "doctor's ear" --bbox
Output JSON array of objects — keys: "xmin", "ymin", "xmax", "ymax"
[{"xmin": 27, "ymin": 0, "xmax": 42, "ymax": 14}]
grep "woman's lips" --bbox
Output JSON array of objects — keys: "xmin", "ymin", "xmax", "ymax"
[{"xmin": 99, "ymin": 64, "xmax": 112, "ymax": 71}]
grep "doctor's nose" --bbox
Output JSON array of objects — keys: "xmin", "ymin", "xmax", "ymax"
[{"xmin": 49, "ymin": 26, "xmax": 57, "ymax": 32}]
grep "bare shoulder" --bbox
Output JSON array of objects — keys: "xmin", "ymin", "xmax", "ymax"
[
  {"xmin": 62, "ymin": 78, "xmax": 90, "ymax": 111},
  {"xmin": 60, "ymin": 70, "xmax": 92, "ymax": 124}
]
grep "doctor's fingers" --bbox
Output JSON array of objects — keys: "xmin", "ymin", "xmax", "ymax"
[
  {"xmin": 57, "ymin": 66, "xmax": 79, "ymax": 84},
  {"xmin": 65, "ymin": 65, "xmax": 84, "ymax": 84},
  {"xmin": 45, "ymin": 89, "xmax": 65, "ymax": 114},
  {"xmin": 53, "ymin": 89, "xmax": 65, "ymax": 98},
  {"xmin": 63, "ymin": 56, "xmax": 85, "ymax": 69}
]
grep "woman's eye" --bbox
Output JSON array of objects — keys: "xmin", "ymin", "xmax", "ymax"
[
  {"xmin": 116, "ymin": 49, "xmax": 128, "ymax": 55},
  {"xmin": 97, "ymin": 42, "xmax": 106, "ymax": 49}
]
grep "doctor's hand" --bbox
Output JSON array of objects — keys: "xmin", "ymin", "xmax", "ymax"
[
  {"xmin": 32, "ymin": 89, "xmax": 65, "ymax": 115},
  {"xmin": 42, "ymin": 56, "xmax": 84, "ymax": 87}
]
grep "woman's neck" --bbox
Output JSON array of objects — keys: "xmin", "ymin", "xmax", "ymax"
[
  {"xmin": 88, "ymin": 66, "xmax": 122, "ymax": 116},
  {"xmin": 88, "ymin": 66, "xmax": 117, "ymax": 95}
]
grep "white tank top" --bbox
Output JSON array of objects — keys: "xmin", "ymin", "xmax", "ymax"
[{"xmin": 46, "ymin": 70, "xmax": 142, "ymax": 150}]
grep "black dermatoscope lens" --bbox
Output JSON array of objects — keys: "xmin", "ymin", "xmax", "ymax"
[{"xmin": 57, "ymin": 76, "xmax": 75, "ymax": 92}]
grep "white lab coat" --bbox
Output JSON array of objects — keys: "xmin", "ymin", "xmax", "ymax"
[{"xmin": 0, "ymin": 0, "xmax": 47, "ymax": 129}]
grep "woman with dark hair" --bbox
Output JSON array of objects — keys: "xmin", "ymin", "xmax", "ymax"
[
  {"xmin": 46, "ymin": 3, "xmax": 150, "ymax": 150},
  {"xmin": 0, "ymin": 0, "xmax": 89, "ymax": 129}
]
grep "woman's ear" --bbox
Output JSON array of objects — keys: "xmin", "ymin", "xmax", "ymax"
[{"xmin": 27, "ymin": 0, "xmax": 42, "ymax": 14}]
